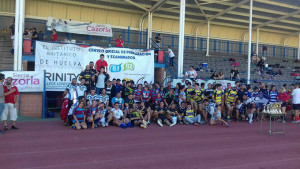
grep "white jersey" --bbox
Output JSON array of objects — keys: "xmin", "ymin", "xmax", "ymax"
[
  {"xmin": 111, "ymin": 108, "xmax": 123, "ymax": 119},
  {"xmin": 76, "ymin": 85, "xmax": 87, "ymax": 97}
]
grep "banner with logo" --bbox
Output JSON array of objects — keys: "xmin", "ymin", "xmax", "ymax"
[
  {"xmin": 0, "ymin": 71, "xmax": 44, "ymax": 92},
  {"xmin": 46, "ymin": 17, "xmax": 112, "ymax": 37},
  {"xmin": 35, "ymin": 41, "xmax": 154, "ymax": 91},
  {"xmin": 172, "ymin": 79, "xmax": 236, "ymax": 90}
]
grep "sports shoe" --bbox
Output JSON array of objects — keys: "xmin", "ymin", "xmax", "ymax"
[
  {"xmin": 249, "ymin": 120, "xmax": 253, "ymax": 124},
  {"xmin": 157, "ymin": 120, "xmax": 163, "ymax": 127},
  {"xmin": 101, "ymin": 122, "xmax": 105, "ymax": 127},
  {"xmin": 4, "ymin": 126, "xmax": 8, "ymax": 131},
  {"xmin": 226, "ymin": 123, "xmax": 230, "ymax": 127},
  {"xmin": 140, "ymin": 124, "xmax": 147, "ymax": 129},
  {"xmin": 291, "ymin": 120, "xmax": 300, "ymax": 123},
  {"xmin": 142, "ymin": 120, "xmax": 147, "ymax": 126},
  {"xmin": 126, "ymin": 122, "xmax": 135, "ymax": 128},
  {"xmin": 11, "ymin": 126, "xmax": 19, "ymax": 130},
  {"xmin": 0, "ymin": 130, "xmax": 3, "ymax": 134},
  {"xmin": 105, "ymin": 122, "xmax": 109, "ymax": 127},
  {"xmin": 63, "ymin": 122, "xmax": 68, "ymax": 126},
  {"xmin": 120, "ymin": 123, "xmax": 127, "ymax": 129},
  {"xmin": 193, "ymin": 123, "xmax": 199, "ymax": 126},
  {"xmin": 276, "ymin": 119, "xmax": 282, "ymax": 122},
  {"xmin": 146, "ymin": 121, "xmax": 151, "ymax": 125},
  {"xmin": 170, "ymin": 122, "xmax": 176, "ymax": 127}
]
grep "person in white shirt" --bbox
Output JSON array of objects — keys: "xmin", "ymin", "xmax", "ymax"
[
  {"xmin": 107, "ymin": 103, "xmax": 133, "ymax": 129},
  {"xmin": 76, "ymin": 79, "xmax": 87, "ymax": 103},
  {"xmin": 185, "ymin": 66, "xmax": 197, "ymax": 81},
  {"xmin": 167, "ymin": 46, "xmax": 175, "ymax": 68},
  {"xmin": 292, "ymin": 83, "xmax": 300, "ymax": 123}
]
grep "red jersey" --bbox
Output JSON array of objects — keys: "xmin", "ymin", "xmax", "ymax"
[
  {"xmin": 116, "ymin": 39, "xmax": 124, "ymax": 47},
  {"xmin": 277, "ymin": 93, "xmax": 290, "ymax": 102},
  {"xmin": 52, "ymin": 33, "xmax": 57, "ymax": 42},
  {"xmin": 3, "ymin": 85, "xmax": 19, "ymax": 104},
  {"xmin": 96, "ymin": 60, "xmax": 108, "ymax": 72}
]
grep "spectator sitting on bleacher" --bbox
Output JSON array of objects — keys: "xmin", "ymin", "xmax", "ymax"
[
  {"xmin": 185, "ymin": 66, "xmax": 197, "ymax": 81},
  {"xmin": 230, "ymin": 66, "xmax": 240, "ymax": 80},
  {"xmin": 218, "ymin": 71, "xmax": 224, "ymax": 79},
  {"xmin": 251, "ymin": 51, "xmax": 259, "ymax": 64},
  {"xmin": 210, "ymin": 72, "xmax": 218, "ymax": 80},
  {"xmin": 257, "ymin": 59, "xmax": 265, "ymax": 73}
]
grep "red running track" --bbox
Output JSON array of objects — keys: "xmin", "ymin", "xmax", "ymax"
[{"xmin": 0, "ymin": 120, "xmax": 300, "ymax": 169}]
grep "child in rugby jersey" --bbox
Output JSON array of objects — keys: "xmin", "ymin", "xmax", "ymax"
[
  {"xmin": 204, "ymin": 99, "xmax": 229, "ymax": 127},
  {"xmin": 99, "ymin": 102, "xmax": 109, "ymax": 127},
  {"xmin": 72, "ymin": 101, "xmax": 87, "ymax": 130},
  {"xmin": 154, "ymin": 102, "xmax": 172, "ymax": 127},
  {"xmin": 99, "ymin": 89, "xmax": 110, "ymax": 107},
  {"xmin": 183, "ymin": 104, "xmax": 201, "ymax": 126},
  {"xmin": 86, "ymin": 88, "xmax": 100, "ymax": 107},
  {"xmin": 134, "ymin": 84, "xmax": 143, "ymax": 104},
  {"xmin": 86, "ymin": 100, "xmax": 102, "ymax": 128},
  {"xmin": 142, "ymin": 86, "xmax": 151, "ymax": 107},
  {"xmin": 152, "ymin": 92, "xmax": 163, "ymax": 109}
]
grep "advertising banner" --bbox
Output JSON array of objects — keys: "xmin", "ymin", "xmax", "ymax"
[
  {"xmin": 0, "ymin": 71, "xmax": 44, "ymax": 92},
  {"xmin": 172, "ymin": 79, "xmax": 236, "ymax": 90},
  {"xmin": 46, "ymin": 17, "xmax": 112, "ymax": 37},
  {"xmin": 35, "ymin": 41, "xmax": 154, "ymax": 91}
]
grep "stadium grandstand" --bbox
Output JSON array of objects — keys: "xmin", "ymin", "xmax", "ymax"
[{"xmin": 1, "ymin": 0, "xmax": 300, "ymax": 169}]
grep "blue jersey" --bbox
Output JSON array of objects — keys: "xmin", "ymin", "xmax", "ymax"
[
  {"xmin": 111, "ymin": 97, "xmax": 124, "ymax": 108},
  {"xmin": 205, "ymin": 103, "xmax": 216, "ymax": 116},
  {"xmin": 269, "ymin": 91, "xmax": 278, "ymax": 103}
]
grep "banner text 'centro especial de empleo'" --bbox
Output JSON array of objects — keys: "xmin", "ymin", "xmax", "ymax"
[{"xmin": 35, "ymin": 41, "xmax": 155, "ymax": 91}]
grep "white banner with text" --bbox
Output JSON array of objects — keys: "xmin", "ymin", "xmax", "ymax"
[
  {"xmin": 46, "ymin": 17, "xmax": 112, "ymax": 37},
  {"xmin": 35, "ymin": 41, "xmax": 154, "ymax": 91}
]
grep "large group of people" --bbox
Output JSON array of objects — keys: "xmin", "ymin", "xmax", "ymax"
[{"xmin": 59, "ymin": 54, "xmax": 300, "ymax": 130}]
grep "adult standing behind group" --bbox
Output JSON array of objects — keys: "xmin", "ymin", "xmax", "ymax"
[
  {"xmin": 92, "ymin": 67, "xmax": 110, "ymax": 95},
  {"xmin": 95, "ymin": 54, "xmax": 108, "ymax": 73}
]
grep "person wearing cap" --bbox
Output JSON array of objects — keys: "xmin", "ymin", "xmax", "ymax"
[{"xmin": 95, "ymin": 54, "xmax": 108, "ymax": 73}]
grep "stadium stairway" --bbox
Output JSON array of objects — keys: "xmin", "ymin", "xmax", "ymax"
[{"xmin": 0, "ymin": 33, "xmax": 14, "ymax": 71}]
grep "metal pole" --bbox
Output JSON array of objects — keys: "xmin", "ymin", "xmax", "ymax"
[
  {"xmin": 206, "ymin": 21, "xmax": 210, "ymax": 56},
  {"xmin": 247, "ymin": 0, "xmax": 253, "ymax": 84},
  {"xmin": 14, "ymin": 0, "xmax": 20, "ymax": 71},
  {"xmin": 18, "ymin": 0, "xmax": 25, "ymax": 71},
  {"xmin": 178, "ymin": 0, "xmax": 186, "ymax": 78},
  {"xmin": 256, "ymin": 27, "xmax": 259, "ymax": 57},
  {"xmin": 147, "ymin": 12, "xmax": 152, "ymax": 49},
  {"xmin": 298, "ymin": 34, "xmax": 300, "ymax": 60}
]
